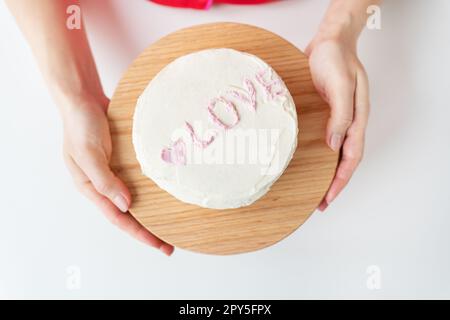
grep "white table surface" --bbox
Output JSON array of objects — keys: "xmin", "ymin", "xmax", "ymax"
[{"xmin": 1, "ymin": 0, "xmax": 449, "ymax": 299}]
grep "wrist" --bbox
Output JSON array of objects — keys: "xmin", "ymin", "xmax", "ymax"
[
  {"xmin": 308, "ymin": 1, "xmax": 366, "ymax": 53},
  {"xmin": 310, "ymin": 17, "xmax": 359, "ymax": 53},
  {"xmin": 56, "ymin": 89, "xmax": 109, "ymax": 121},
  {"xmin": 43, "ymin": 59, "xmax": 107, "ymax": 116},
  {"xmin": 50, "ymin": 80, "xmax": 108, "ymax": 116}
]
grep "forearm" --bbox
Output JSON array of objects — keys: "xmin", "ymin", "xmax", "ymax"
[
  {"xmin": 313, "ymin": 0, "xmax": 382, "ymax": 47},
  {"xmin": 6, "ymin": 0, "xmax": 104, "ymax": 112}
]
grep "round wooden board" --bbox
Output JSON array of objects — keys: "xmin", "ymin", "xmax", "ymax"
[{"xmin": 108, "ymin": 22, "xmax": 338, "ymax": 255}]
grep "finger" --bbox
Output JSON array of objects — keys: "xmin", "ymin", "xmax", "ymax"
[
  {"xmin": 353, "ymin": 67, "xmax": 370, "ymax": 135},
  {"xmin": 324, "ymin": 67, "xmax": 369, "ymax": 205},
  {"xmin": 77, "ymin": 173, "xmax": 174, "ymax": 255},
  {"xmin": 324, "ymin": 147, "xmax": 360, "ymax": 205},
  {"xmin": 160, "ymin": 243, "xmax": 175, "ymax": 256},
  {"xmin": 66, "ymin": 155, "xmax": 174, "ymax": 255},
  {"xmin": 75, "ymin": 148, "xmax": 131, "ymax": 213},
  {"xmin": 326, "ymin": 75, "xmax": 356, "ymax": 152},
  {"xmin": 63, "ymin": 151, "xmax": 89, "ymax": 185},
  {"xmin": 318, "ymin": 198, "xmax": 328, "ymax": 212}
]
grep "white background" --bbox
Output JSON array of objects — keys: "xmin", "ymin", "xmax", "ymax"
[{"xmin": 0, "ymin": 0, "xmax": 449, "ymax": 299}]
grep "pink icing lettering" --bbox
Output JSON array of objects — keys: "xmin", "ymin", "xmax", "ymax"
[
  {"xmin": 244, "ymin": 78, "xmax": 257, "ymax": 110},
  {"xmin": 161, "ymin": 69, "xmax": 286, "ymax": 165},
  {"xmin": 207, "ymin": 96, "xmax": 240, "ymax": 130},
  {"xmin": 185, "ymin": 121, "xmax": 216, "ymax": 148},
  {"xmin": 255, "ymin": 69, "xmax": 286, "ymax": 100},
  {"xmin": 228, "ymin": 78, "xmax": 257, "ymax": 112}
]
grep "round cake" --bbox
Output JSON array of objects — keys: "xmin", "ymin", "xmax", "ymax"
[{"xmin": 133, "ymin": 48, "xmax": 298, "ymax": 209}]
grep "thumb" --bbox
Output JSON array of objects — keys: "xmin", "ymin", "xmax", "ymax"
[
  {"xmin": 326, "ymin": 84, "xmax": 355, "ymax": 151},
  {"xmin": 77, "ymin": 150, "xmax": 131, "ymax": 213}
]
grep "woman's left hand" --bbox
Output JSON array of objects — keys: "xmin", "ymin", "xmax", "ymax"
[{"xmin": 306, "ymin": 36, "xmax": 370, "ymax": 211}]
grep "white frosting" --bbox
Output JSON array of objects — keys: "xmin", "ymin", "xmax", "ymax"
[{"xmin": 133, "ymin": 48, "xmax": 298, "ymax": 209}]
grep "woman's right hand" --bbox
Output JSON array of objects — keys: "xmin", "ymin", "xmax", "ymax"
[
  {"xmin": 6, "ymin": 0, "xmax": 173, "ymax": 255},
  {"xmin": 61, "ymin": 93, "xmax": 174, "ymax": 256}
]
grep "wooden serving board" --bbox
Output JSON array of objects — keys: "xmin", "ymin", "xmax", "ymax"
[{"xmin": 108, "ymin": 22, "xmax": 338, "ymax": 255}]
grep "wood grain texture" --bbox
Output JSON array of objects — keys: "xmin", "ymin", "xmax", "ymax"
[{"xmin": 108, "ymin": 22, "xmax": 338, "ymax": 255}]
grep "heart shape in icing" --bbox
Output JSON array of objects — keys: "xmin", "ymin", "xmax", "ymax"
[{"xmin": 161, "ymin": 138, "xmax": 187, "ymax": 165}]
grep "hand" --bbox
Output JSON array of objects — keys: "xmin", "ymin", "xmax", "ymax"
[
  {"xmin": 61, "ymin": 94, "xmax": 174, "ymax": 255},
  {"xmin": 306, "ymin": 36, "xmax": 370, "ymax": 211}
]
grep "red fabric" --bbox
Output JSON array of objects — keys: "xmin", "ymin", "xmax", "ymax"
[
  {"xmin": 151, "ymin": 0, "xmax": 210, "ymax": 9},
  {"xmin": 150, "ymin": 0, "xmax": 274, "ymax": 10},
  {"xmin": 216, "ymin": 0, "xmax": 273, "ymax": 3}
]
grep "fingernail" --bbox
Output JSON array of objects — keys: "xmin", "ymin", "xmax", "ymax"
[
  {"xmin": 113, "ymin": 194, "xmax": 129, "ymax": 213},
  {"xmin": 160, "ymin": 244, "xmax": 173, "ymax": 256},
  {"xmin": 318, "ymin": 200, "xmax": 328, "ymax": 212},
  {"xmin": 330, "ymin": 133, "xmax": 343, "ymax": 152},
  {"xmin": 326, "ymin": 192, "xmax": 337, "ymax": 206}
]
